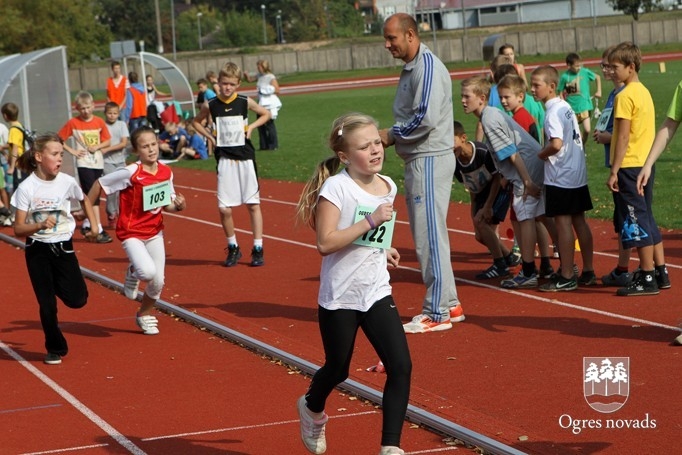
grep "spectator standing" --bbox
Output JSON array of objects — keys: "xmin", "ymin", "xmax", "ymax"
[
  {"xmin": 606, "ymin": 42, "xmax": 669, "ymax": 296},
  {"xmin": 244, "ymin": 59, "xmax": 282, "ymax": 150},
  {"xmin": 379, "ymin": 13, "xmax": 464, "ymax": 333},
  {"xmin": 100, "ymin": 102, "xmax": 130, "ymax": 228},
  {"xmin": 124, "ymin": 72, "xmax": 148, "ymax": 133},
  {"xmin": 106, "ymin": 61, "xmax": 129, "ymax": 121},
  {"xmin": 192, "ymin": 62, "xmax": 271, "ymax": 268},
  {"xmin": 531, "ymin": 65, "xmax": 596, "ymax": 291},
  {"xmin": 58, "ymin": 91, "xmax": 113, "ymax": 244},
  {"xmin": 558, "ymin": 52, "xmax": 601, "ymax": 143}
]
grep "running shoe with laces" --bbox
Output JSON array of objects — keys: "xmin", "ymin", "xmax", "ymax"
[
  {"xmin": 223, "ymin": 244, "xmax": 242, "ymax": 267},
  {"xmin": 616, "ymin": 270, "xmax": 659, "ymax": 296},
  {"xmin": 297, "ymin": 395, "xmax": 328, "ymax": 454},
  {"xmin": 403, "ymin": 314, "xmax": 452, "ymax": 333},
  {"xmin": 539, "ymin": 274, "xmax": 578, "ymax": 292},
  {"xmin": 44, "ymin": 353, "xmax": 62, "ymax": 365},
  {"xmin": 136, "ymin": 314, "xmax": 160, "ymax": 335},
  {"xmin": 500, "ymin": 271, "xmax": 538, "ymax": 289},
  {"xmin": 577, "ymin": 270, "xmax": 598, "ymax": 286},
  {"xmin": 124, "ymin": 265, "xmax": 140, "ymax": 300},
  {"xmin": 602, "ymin": 268, "xmax": 632, "ymax": 287},
  {"xmin": 475, "ymin": 263, "xmax": 509, "ymax": 279},
  {"xmin": 250, "ymin": 246, "xmax": 264, "ymax": 267},
  {"xmin": 449, "ymin": 304, "xmax": 465, "ymax": 323},
  {"xmin": 655, "ymin": 266, "xmax": 671, "ymax": 289}
]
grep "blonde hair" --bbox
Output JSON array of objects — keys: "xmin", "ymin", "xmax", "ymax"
[
  {"xmin": 220, "ymin": 62, "xmax": 242, "ymax": 80},
  {"xmin": 461, "ymin": 75, "xmax": 491, "ymax": 100},
  {"xmin": 296, "ymin": 113, "xmax": 379, "ymax": 230},
  {"xmin": 74, "ymin": 91, "xmax": 94, "ymax": 107},
  {"xmin": 257, "ymin": 59, "xmax": 272, "ymax": 74}
]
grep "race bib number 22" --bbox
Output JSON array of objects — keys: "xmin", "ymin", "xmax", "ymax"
[{"xmin": 352, "ymin": 205, "xmax": 396, "ymax": 249}]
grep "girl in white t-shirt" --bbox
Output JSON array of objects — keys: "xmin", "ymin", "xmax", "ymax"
[
  {"xmin": 11, "ymin": 133, "xmax": 101, "ymax": 365},
  {"xmin": 295, "ymin": 113, "xmax": 411, "ymax": 455}
]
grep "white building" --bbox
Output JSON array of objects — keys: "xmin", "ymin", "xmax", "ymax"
[{"xmin": 375, "ymin": 0, "xmax": 625, "ymax": 30}]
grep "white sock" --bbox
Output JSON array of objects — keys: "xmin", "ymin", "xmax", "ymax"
[
  {"xmin": 227, "ymin": 235, "xmax": 237, "ymax": 246},
  {"xmin": 253, "ymin": 239, "xmax": 263, "ymax": 249}
]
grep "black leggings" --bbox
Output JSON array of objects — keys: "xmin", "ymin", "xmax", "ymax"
[
  {"xmin": 25, "ymin": 238, "xmax": 88, "ymax": 356},
  {"xmin": 306, "ymin": 295, "xmax": 412, "ymax": 447}
]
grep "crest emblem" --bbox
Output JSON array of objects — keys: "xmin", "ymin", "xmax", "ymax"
[{"xmin": 583, "ymin": 357, "xmax": 629, "ymax": 413}]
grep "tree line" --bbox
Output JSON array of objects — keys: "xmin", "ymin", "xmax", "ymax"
[{"xmin": 0, "ymin": 0, "xmax": 370, "ymax": 64}]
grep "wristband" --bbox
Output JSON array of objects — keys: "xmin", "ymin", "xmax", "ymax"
[{"xmin": 365, "ymin": 214, "xmax": 376, "ymax": 229}]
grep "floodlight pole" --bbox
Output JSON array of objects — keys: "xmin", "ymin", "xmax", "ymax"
[
  {"xmin": 261, "ymin": 4, "xmax": 267, "ymax": 45},
  {"xmin": 154, "ymin": 0, "xmax": 163, "ymax": 53},
  {"xmin": 171, "ymin": 0, "xmax": 177, "ymax": 60},
  {"xmin": 197, "ymin": 12, "xmax": 203, "ymax": 50}
]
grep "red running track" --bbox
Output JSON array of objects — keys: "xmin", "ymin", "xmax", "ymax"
[{"xmin": 2, "ymin": 165, "xmax": 681, "ymax": 454}]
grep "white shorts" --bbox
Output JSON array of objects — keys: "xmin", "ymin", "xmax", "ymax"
[
  {"xmin": 216, "ymin": 158, "xmax": 260, "ymax": 208},
  {"xmin": 512, "ymin": 193, "xmax": 545, "ymax": 222}
]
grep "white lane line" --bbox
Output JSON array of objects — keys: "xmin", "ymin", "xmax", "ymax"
[
  {"xmin": 142, "ymin": 410, "xmax": 378, "ymax": 441},
  {"xmin": 0, "ymin": 341, "xmax": 147, "ymax": 455},
  {"xmin": 164, "ymin": 205, "xmax": 682, "ymax": 333},
  {"xmin": 172, "ymin": 183, "xmax": 682, "ymax": 270},
  {"xmin": 20, "ymin": 443, "xmax": 110, "ymax": 455}
]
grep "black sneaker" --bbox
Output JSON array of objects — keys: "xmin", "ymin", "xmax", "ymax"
[
  {"xmin": 539, "ymin": 263, "xmax": 555, "ymax": 279},
  {"xmin": 476, "ymin": 263, "xmax": 509, "ymax": 279},
  {"xmin": 44, "ymin": 353, "xmax": 62, "ymax": 365},
  {"xmin": 0, "ymin": 207, "xmax": 10, "ymax": 217},
  {"xmin": 224, "ymin": 244, "xmax": 242, "ymax": 267},
  {"xmin": 539, "ymin": 274, "xmax": 578, "ymax": 292},
  {"xmin": 577, "ymin": 270, "xmax": 598, "ymax": 286},
  {"xmin": 80, "ymin": 225, "xmax": 92, "ymax": 236},
  {"xmin": 504, "ymin": 252, "xmax": 521, "ymax": 267},
  {"xmin": 95, "ymin": 231, "xmax": 113, "ymax": 243},
  {"xmin": 616, "ymin": 270, "xmax": 659, "ymax": 296},
  {"xmin": 250, "ymin": 246, "xmax": 264, "ymax": 267},
  {"xmin": 655, "ymin": 266, "xmax": 671, "ymax": 290}
]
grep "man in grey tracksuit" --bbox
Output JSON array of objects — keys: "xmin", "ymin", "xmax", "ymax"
[{"xmin": 380, "ymin": 13, "xmax": 463, "ymax": 333}]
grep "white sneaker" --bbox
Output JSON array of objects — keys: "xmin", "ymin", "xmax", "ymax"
[
  {"xmin": 379, "ymin": 447, "xmax": 405, "ymax": 455},
  {"xmin": 403, "ymin": 314, "xmax": 452, "ymax": 334},
  {"xmin": 124, "ymin": 265, "xmax": 139, "ymax": 300},
  {"xmin": 297, "ymin": 395, "xmax": 328, "ymax": 454},
  {"xmin": 673, "ymin": 333, "xmax": 682, "ymax": 346},
  {"xmin": 136, "ymin": 314, "xmax": 159, "ymax": 335}
]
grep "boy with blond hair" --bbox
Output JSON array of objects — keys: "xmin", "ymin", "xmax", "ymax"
[
  {"xmin": 193, "ymin": 62, "xmax": 271, "ymax": 267},
  {"xmin": 461, "ymin": 75, "xmax": 546, "ymax": 289},
  {"xmin": 58, "ymin": 91, "xmax": 112, "ymax": 243},
  {"xmin": 530, "ymin": 65, "xmax": 596, "ymax": 291},
  {"xmin": 607, "ymin": 42, "xmax": 669, "ymax": 296}
]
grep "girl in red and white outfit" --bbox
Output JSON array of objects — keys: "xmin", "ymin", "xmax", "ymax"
[{"xmin": 88, "ymin": 126, "xmax": 186, "ymax": 335}]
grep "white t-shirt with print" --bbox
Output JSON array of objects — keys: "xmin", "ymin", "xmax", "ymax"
[{"xmin": 317, "ymin": 170, "xmax": 396, "ymax": 312}]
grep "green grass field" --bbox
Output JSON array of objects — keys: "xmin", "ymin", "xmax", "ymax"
[{"xmin": 175, "ymin": 58, "xmax": 682, "ymax": 229}]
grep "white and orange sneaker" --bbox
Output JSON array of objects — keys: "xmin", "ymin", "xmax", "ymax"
[
  {"xmin": 449, "ymin": 304, "xmax": 465, "ymax": 323},
  {"xmin": 403, "ymin": 314, "xmax": 452, "ymax": 334}
]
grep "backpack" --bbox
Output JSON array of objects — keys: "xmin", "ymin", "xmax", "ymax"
[{"xmin": 10, "ymin": 125, "xmax": 37, "ymax": 151}]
